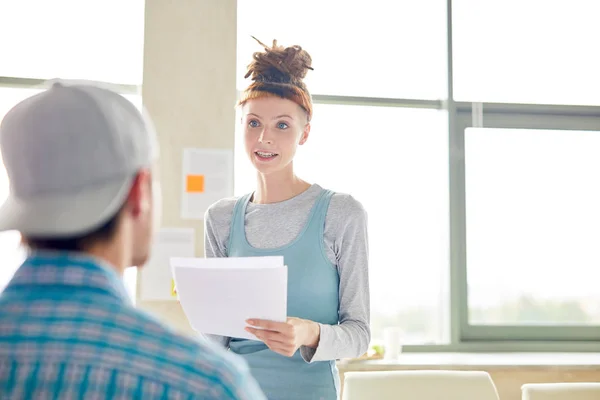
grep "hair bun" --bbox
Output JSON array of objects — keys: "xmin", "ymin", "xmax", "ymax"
[{"xmin": 244, "ymin": 36, "xmax": 313, "ymax": 85}]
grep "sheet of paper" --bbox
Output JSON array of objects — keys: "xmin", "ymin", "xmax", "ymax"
[
  {"xmin": 171, "ymin": 256, "xmax": 287, "ymax": 340},
  {"xmin": 181, "ymin": 148, "xmax": 233, "ymax": 220},
  {"xmin": 139, "ymin": 228, "xmax": 195, "ymax": 301}
]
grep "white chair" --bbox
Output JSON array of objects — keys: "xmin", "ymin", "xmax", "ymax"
[
  {"xmin": 522, "ymin": 382, "xmax": 600, "ymax": 400},
  {"xmin": 342, "ymin": 370, "xmax": 500, "ymax": 400}
]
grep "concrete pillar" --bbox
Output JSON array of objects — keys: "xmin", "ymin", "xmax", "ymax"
[{"xmin": 138, "ymin": 0, "xmax": 237, "ymax": 335}]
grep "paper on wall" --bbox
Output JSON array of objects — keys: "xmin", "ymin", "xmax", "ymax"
[{"xmin": 181, "ymin": 148, "xmax": 233, "ymax": 220}]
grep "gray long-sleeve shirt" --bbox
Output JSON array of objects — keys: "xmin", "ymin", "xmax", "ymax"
[{"xmin": 203, "ymin": 184, "xmax": 370, "ymax": 363}]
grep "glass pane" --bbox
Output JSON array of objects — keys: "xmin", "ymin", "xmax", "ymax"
[
  {"xmin": 235, "ymin": 104, "xmax": 450, "ymax": 344},
  {"xmin": 124, "ymin": 267, "xmax": 137, "ymax": 304},
  {"xmin": 0, "ymin": 88, "xmax": 137, "ymax": 296},
  {"xmin": 466, "ymin": 127, "xmax": 600, "ymax": 325},
  {"xmin": 237, "ymin": 0, "xmax": 447, "ymax": 100},
  {"xmin": 0, "ymin": 0, "xmax": 145, "ymax": 84},
  {"xmin": 453, "ymin": 0, "xmax": 600, "ymax": 105}
]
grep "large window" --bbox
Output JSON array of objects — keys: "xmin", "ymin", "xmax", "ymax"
[
  {"xmin": 458, "ymin": 111, "xmax": 600, "ymax": 344},
  {"xmin": 237, "ymin": 0, "xmax": 600, "ymax": 350},
  {"xmin": 237, "ymin": 0, "xmax": 451, "ymax": 345},
  {"xmin": 452, "ymin": 0, "xmax": 600, "ymax": 106},
  {"xmin": 235, "ymin": 104, "xmax": 450, "ymax": 345},
  {"xmin": 0, "ymin": 0, "xmax": 145, "ymax": 85},
  {"xmin": 237, "ymin": 0, "xmax": 448, "ymax": 100},
  {"xmin": 0, "ymin": 0, "xmax": 145, "ymax": 299},
  {"xmin": 465, "ymin": 126, "xmax": 600, "ymax": 332}
]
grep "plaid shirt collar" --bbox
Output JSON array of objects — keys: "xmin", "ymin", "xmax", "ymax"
[{"xmin": 6, "ymin": 250, "xmax": 132, "ymax": 304}]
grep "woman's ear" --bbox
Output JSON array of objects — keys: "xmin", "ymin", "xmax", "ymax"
[{"xmin": 299, "ymin": 123, "xmax": 311, "ymax": 145}]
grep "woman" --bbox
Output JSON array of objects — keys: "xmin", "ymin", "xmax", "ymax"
[{"xmin": 204, "ymin": 38, "xmax": 370, "ymax": 400}]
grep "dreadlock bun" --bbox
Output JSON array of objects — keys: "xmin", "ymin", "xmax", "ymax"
[
  {"xmin": 239, "ymin": 37, "xmax": 314, "ymax": 120},
  {"xmin": 244, "ymin": 37, "xmax": 313, "ymax": 87}
]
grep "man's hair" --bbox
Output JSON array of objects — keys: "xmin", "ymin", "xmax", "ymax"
[{"xmin": 24, "ymin": 207, "xmax": 124, "ymax": 252}]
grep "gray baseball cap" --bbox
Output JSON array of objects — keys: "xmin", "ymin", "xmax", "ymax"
[{"xmin": 0, "ymin": 80, "xmax": 158, "ymax": 237}]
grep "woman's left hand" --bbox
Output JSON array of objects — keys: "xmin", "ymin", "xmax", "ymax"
[{"xmin": 245, "ymin": 317, "xmax": 320, "ymax": 357}]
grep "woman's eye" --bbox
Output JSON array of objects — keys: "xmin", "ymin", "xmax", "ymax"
[
  {"xmin": 277, "ymin": 122, "xmax": 289, "ymax": 129},
  {"xmin": 249, "ymin": 120, "xmax": 260, "ymax": 128}
]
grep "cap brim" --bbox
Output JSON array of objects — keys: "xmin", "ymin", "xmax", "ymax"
[{"xmin": 0, "ymin": 176, "xmax": 133, "ymax": 237}]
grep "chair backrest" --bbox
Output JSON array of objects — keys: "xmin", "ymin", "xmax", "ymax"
[
  {"xmin": 522, "ymin": 383, "xmax": 600, "ymax": 400},
  {"xmin": 342, "ymin": 370, "xmax": 500, "ymax": 400}
]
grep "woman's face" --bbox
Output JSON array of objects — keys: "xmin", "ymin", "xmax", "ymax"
[{"xmin": 242, "ymin": 96, "xmax": 310, "ymax": 176}]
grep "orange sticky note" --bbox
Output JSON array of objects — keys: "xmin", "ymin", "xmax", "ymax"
[{"xmin": 186, "ymin": 175, "xmax": 205, "ymax": 193}]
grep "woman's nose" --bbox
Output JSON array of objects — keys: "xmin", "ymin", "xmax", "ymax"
[{"xmin": 258, "ymin": 129, "xmax": 273, "ymax": 144}]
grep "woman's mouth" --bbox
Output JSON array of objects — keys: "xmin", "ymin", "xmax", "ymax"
[{"xmin": 255, "ymin": 151, "xmax": 279, "ymax": 161}]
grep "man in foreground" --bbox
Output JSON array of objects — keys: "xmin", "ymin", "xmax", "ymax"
[{"xmin": 0, "ymin": 81, "xmax": 265, "ymax": 399}]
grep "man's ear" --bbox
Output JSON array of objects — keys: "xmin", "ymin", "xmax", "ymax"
[
  {"xmin": 299, "ymin": 123, "xmax": 311, "ymax": 145},
  {"xmin": 125, "ymin": 169, "xmax": 152, "ymax": 218}
]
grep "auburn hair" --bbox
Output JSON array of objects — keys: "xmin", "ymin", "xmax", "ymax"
[{"xmin": 238, "ymin": 37, "xmax": 314, "ymax": 121}]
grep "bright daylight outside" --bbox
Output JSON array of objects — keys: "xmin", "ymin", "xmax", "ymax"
[{"xmin": 466, "ymin": 127, "xmax": 600, "ymax": 326}]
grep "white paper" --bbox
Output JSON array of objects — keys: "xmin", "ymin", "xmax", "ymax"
[
  {"xmin": 139, "ymin": 228, "xmax": 195, "ymax": 301},
  {"xmin": 171, "ymin": 256, "xmax": 287, "ymax": 340},
  {"xmin": 181, "ymin": 148, "xmax": 233, "ymax": 220}
]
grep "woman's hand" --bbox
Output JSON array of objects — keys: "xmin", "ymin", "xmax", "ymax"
[{"xmin": 245, "ymin": 317, "xmax": 320, "ymax": 357}]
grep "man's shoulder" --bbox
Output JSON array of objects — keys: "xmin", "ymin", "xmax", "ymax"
[
  {"xmin": 110, "ymin": 306, "xmax": 258, "ymax": 397},
  {"xmin": 0, "ymin": 298, "xmax": 259, "ymax": 398}
]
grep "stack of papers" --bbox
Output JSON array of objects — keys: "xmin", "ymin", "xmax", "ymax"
[{"xmin": 170, "ymin": 256, "xmax": 287, "ymax": 340}]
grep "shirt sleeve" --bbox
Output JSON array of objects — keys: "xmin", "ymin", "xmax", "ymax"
[{"xmin": 300, "ymin": 195, "xmax": 371, "ymax": 363}]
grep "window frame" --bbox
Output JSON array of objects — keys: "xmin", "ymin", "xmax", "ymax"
[{"xmin": 454, "ymin": 103, "xmax": 600, "ymax": 345}]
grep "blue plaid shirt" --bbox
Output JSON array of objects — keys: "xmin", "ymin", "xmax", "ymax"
[{"xmin": 0, "ymin": 251, "xmax": 266, "ymax": 400}]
